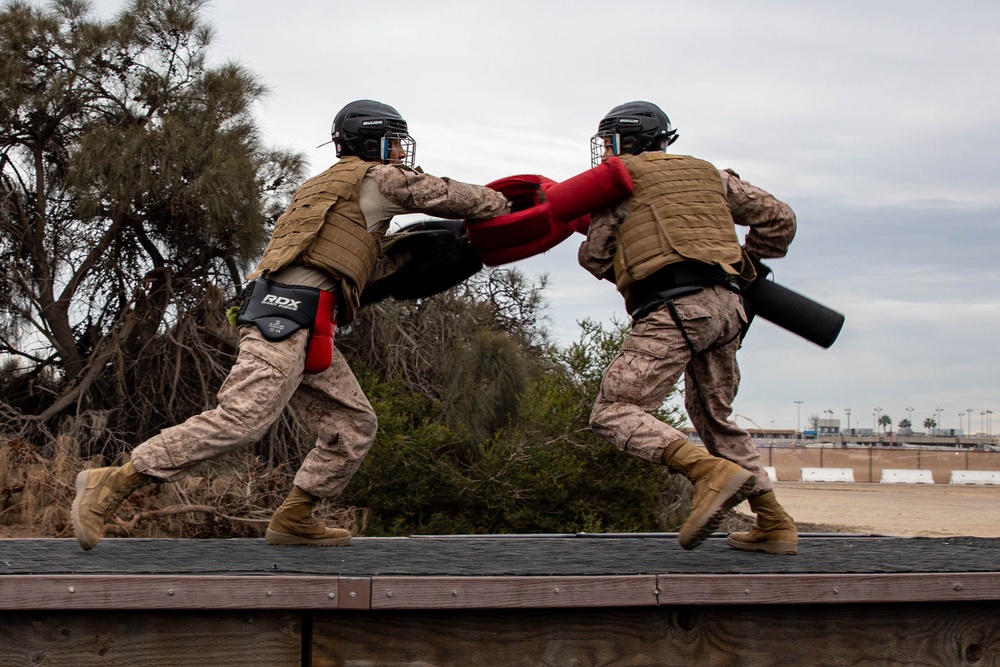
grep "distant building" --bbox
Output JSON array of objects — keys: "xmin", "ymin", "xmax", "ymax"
[
  {"xmin": 682, "ymin": 427, "xmax": 796, "ymax": 444},
  {"xmin": 816, "ymin": 418, "xmax": 840, "ymax": 436}
]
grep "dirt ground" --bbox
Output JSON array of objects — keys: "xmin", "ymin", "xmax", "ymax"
[{"xmin": 754, "ymin": 482, "xmax": 1000, "ymax": 538}]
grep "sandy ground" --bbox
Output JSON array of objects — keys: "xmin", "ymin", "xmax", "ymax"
[{"xmin": 754, "ymin": 482, "xmax": 1000, "ymax": 538}]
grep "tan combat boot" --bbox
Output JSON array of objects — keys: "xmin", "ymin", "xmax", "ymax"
[
  {"xmin": 266, "ymin": 486, "xmax": 352, "ymax": 546},
  {"xmin": 663, "ymin": 441, "xmax": 755, "ymax": 550},
  {"xmin": 71, "ymin": 461, "xmax": 152, "ymax": 551},
  {"xmin": 727, "ymin": 490, "xmax": 798, "ymax": 555}
]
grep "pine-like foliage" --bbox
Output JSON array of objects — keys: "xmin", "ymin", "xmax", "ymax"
[{"xmin": 0, "ymin": 0, "xmax": 304, "ymax": 447}]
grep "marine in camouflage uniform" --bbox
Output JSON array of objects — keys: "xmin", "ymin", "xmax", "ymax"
[
  {"xmin": 582, "ymin": 102, "xmax": 799, "ymax": 554},
  {"xmin": 71, "ymin": 100, "xmax": 508, "ymax": 550}
]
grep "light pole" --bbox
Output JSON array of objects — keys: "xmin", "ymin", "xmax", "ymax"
[
  {"xmin": 981, "ymin": 412, "xmax": 985, "ymax": 436},
  {"xmin": 936, "ymin": 407, "xmax": 943, "ymax": 432},
  {"xmin": 959, "ymin": 412, "xmax": 965, "ymax": 436},
  {"xmin": 906, "ymin": 407, "xmax": 913, "ymax": 427},
  {"xmin": 875, "ymin": 407, "xmax": 882, "ymax": 433},
  {"xmin": 845, "ymin": 408, "xmax": 851, "ymax": 437},
  {"xmin": 967, "ymin": 408, "xmax": 973, "ymax": 436},
  {"xmin": 988, "ymin": 410, "xmax": 993, "ymax": 436},
  {"xmin": 794, "ymin": 400, "xmax": 803, "ymax": 439}
]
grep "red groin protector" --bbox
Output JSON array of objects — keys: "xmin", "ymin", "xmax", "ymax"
[{"xmin": 303, "ymin": 290, "xmax": 337, "ymax": 374}]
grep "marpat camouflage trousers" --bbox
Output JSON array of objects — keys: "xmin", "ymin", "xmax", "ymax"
[
  {"xmin": 589, "ymin": 285, "xmax": 772, "ymax": 495},
  {"xmin": 131, "ymin": 326, "xmax": 377, "ymax": 498}
]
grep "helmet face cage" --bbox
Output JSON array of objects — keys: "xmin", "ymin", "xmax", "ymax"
[
  {"xmin": 590, "ymin": 133, "xmax": 620, "ymax": 168},
  {"xmin": 381, "ymin": 132, "xmax": 416, "ymax": 168}
]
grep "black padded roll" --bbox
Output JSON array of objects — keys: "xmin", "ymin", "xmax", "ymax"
[{"xmin": 744, "ymin": 279, "xmax": 845, "ymax": 348}]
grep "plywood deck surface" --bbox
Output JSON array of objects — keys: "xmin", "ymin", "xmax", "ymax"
[{"xmin": 2, "ymin": 534, "xmax": 998, "ymax": 577}]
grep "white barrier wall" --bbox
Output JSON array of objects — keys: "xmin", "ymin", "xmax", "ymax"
[
  {"xmin": 949, "ymin": 470, "xmax": 1000, "ymax": 485},
  {"xmin": 879, "ymin": 469, "xmax": 935, "ymax": 484},
  {"xmin": 800, "ymin": 467, "xmax": 855, "ymax": 483},
  {"xmin": 764, "ymin": 466, "xmax": 777, "ymax": 482}
]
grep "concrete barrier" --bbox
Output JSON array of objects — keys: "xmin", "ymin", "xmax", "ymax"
[
  {"xmin": 764, "ymin": 466, "xmax": 778, "ymax": 482},
  {"xmin": 879, "ymin": 469, "xmax": 934, "ymax": 484},
  {"xmin": 800, "ymin": 467, "xmax": 855, "ymax": 483},
  {"xmin": 950, "ymin": 470, "xmax": 1000, "ymax": 485}
]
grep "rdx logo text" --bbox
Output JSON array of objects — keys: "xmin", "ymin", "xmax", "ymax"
[{"xmin": 261, "ymin": 295, "xmax": 301, "ymax": 311}]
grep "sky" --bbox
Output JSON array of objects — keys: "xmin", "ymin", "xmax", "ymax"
[{"xmin": 82, "ymin": 0, "xmax": 1000, "ymax": 435}]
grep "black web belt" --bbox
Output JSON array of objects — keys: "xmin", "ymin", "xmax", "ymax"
[{"xmin": 628, "ymin": 262, "xmax": 740, "ymax": 353}]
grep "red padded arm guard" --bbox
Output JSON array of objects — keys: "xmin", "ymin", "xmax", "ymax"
[
  {"xmin": 465, "ymin": 174, "xmax": 558, "ymax": 251},
  {"xmin": 543, "ymin": 156, "xmax": 633, "ymax": 234},
  {"xmin": 465, "ymin": 157, "xmax": 633, "ymax": 265}
]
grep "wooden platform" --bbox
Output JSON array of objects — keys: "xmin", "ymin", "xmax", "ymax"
[{"xmin": 2, "ymin": 534, "xmax": 998, "ymax": 666}]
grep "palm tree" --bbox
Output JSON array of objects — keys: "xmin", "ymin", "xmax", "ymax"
[
  {"xmin": 924, "ymin": 418, "xmax": 937, "ymax": 432},
  {"xmin": 878, "ymin": 414, "xmax": 892, "ymax": 433}
]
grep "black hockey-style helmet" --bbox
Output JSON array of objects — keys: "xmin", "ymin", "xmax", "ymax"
[
  {"xmin": 591, "ymin": 101, "xmax": 678, "ymax": 167},
  {"xmin": 331, "ymin": 99, "xmax": 415, "ymax": 167}
]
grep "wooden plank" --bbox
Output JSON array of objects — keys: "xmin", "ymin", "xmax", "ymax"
[
  {"xmin": 370, "ymin": 575, "xmax": 658, "ymax": 609},
  {"xmin": 657, "ymin": 572, "xmax": 1000, "ymax": 605},
  {"xmin": 0, "ymin": 610, "xmax": 300, "ymax": 667},
  {"xmin": 0, "ymin": 575, "xmax": 342, "ymax": 610},
  {"xmin": 3, "ymin": 571, "xmax": 999, "ymax": 610},
  {"xmin": 312, "ymin": 603, "xmax": 1000, "ymax": 667}
]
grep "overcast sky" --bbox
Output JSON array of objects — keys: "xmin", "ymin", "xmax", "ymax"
[{"xmin": 85, "ymin": 0, "xmax": 1000, "ymax": 434}]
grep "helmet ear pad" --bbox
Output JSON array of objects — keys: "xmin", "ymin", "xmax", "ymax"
[
  {"xmin": 620, "ymin": 135, "xmax": 642, "ymax": 155},
  {"xmin": 359, "ymin": 138, "xmax": 381, "ymax": 161}
]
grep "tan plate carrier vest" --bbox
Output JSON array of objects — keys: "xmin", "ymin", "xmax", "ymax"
[
  {"xmin": 613, "ymin": 153, "xmax": 744, "ymax": 307},
  {"xmin": 249, "ymin": 157, "xmax": 382, "ymax": 325}
]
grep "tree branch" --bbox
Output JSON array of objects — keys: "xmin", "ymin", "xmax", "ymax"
[{"xmin": 108, "ymin": 504, "xmax": 268, "ymax": 535}]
